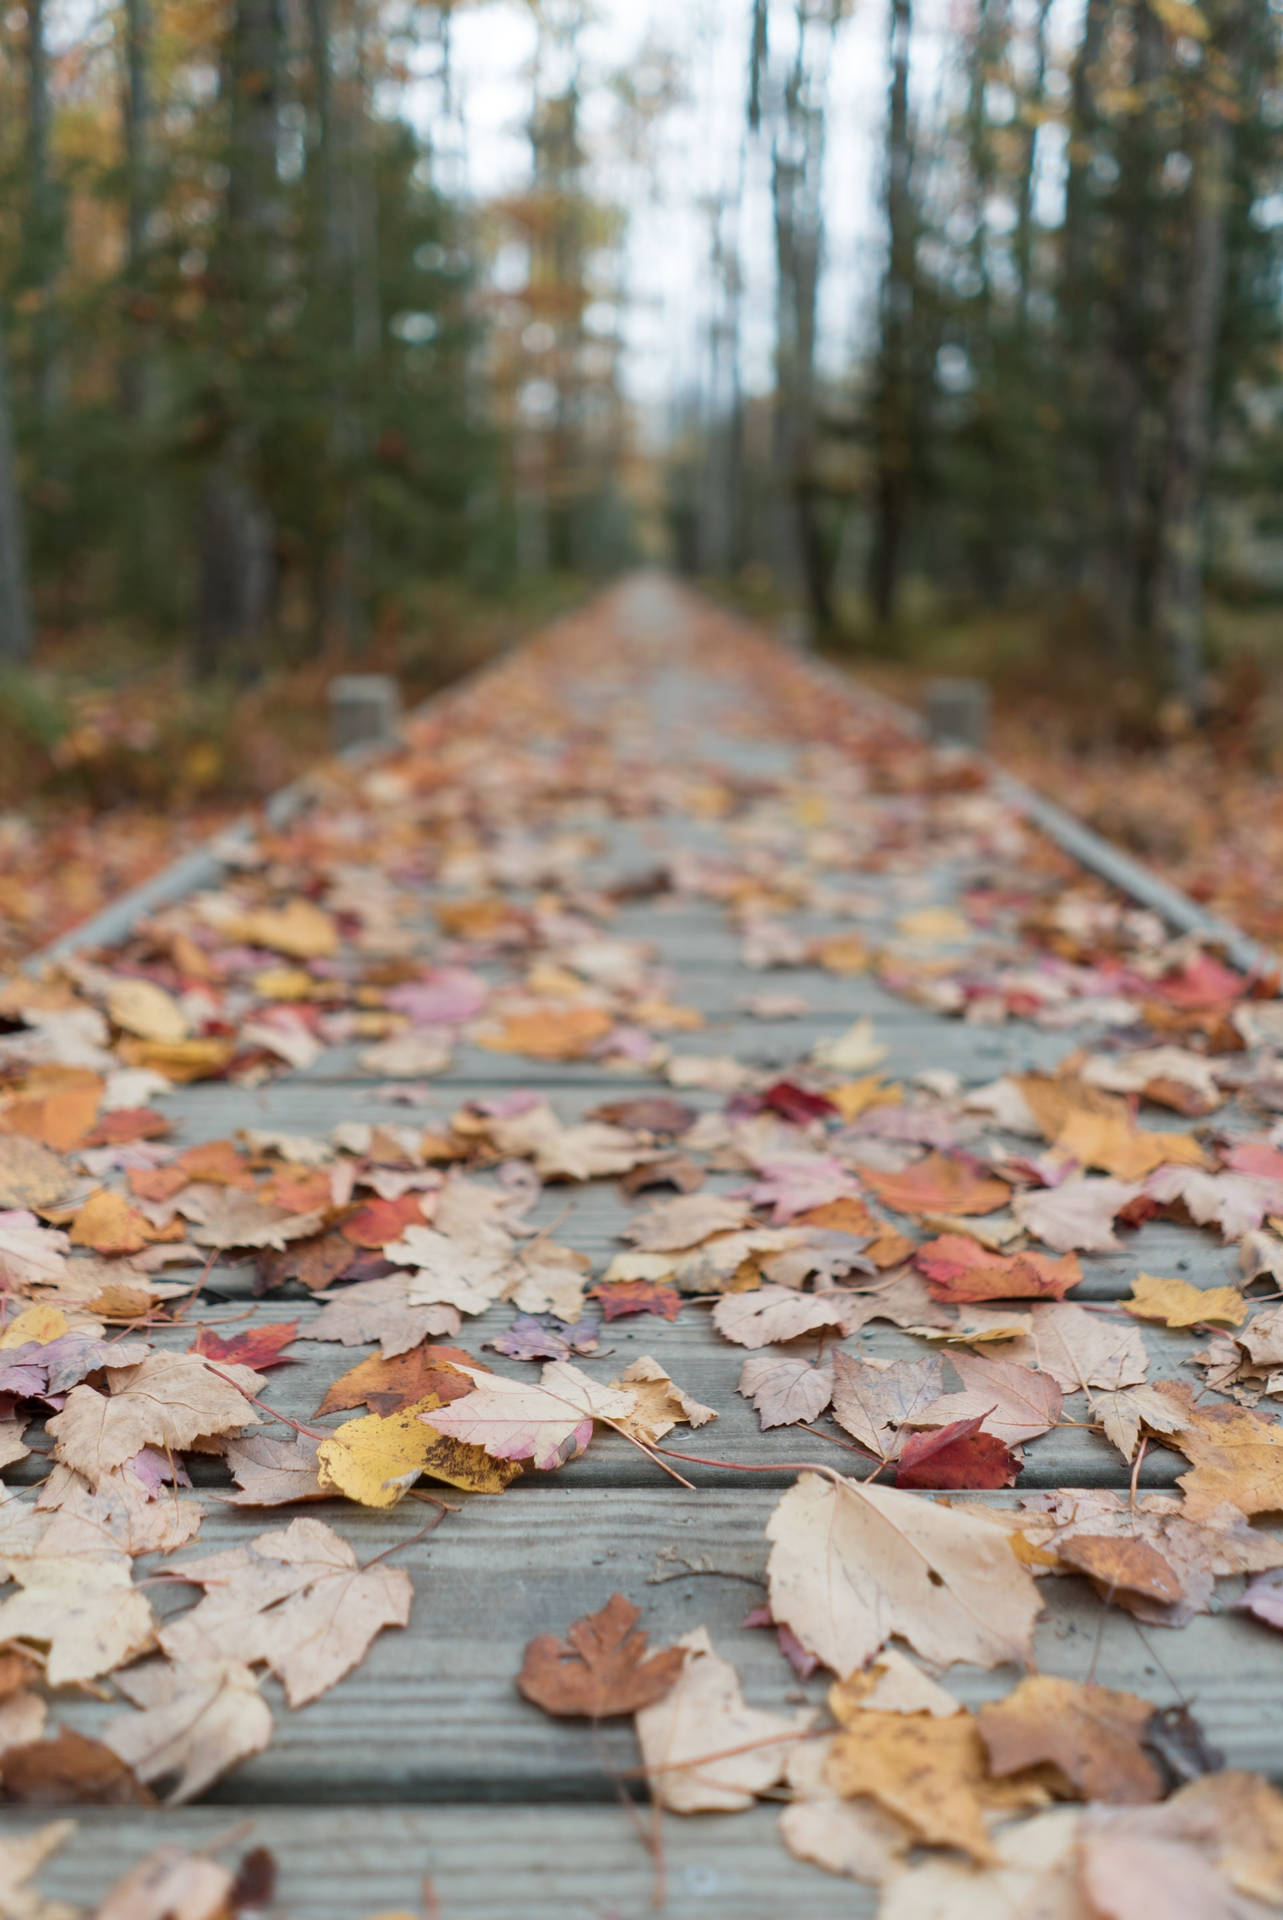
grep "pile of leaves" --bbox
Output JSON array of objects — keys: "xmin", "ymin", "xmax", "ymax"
[{"xmin": 1, "ymin": 586, "xmax": 1283, "ymax": 1912}]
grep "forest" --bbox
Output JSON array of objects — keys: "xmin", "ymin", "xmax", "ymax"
[{"xmin": 2, "ymin": 0, "xmax": 1282, "ymax": 729}]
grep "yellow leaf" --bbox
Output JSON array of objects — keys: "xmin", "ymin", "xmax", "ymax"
[
  {"xmin": 117, "ymin": 1037, "xmax": 236, "ymax": 1082},
  {"xmin": 69, "ymin": 1190, "xmax": 158, "ymax": 1256},
  {"xmin": 252, "ymin": 966, "xmax": 315, "ymax": 1000},
  {"xmin": 1056, "ymin": 1110, "xmax": 1206, "ymax": 1180},
  {"xmin": 828, "ymin": 1077, "xmax": 902, "ymax": 1122},
  {"xmin": 224, "ymin": 899, "xmax": 339, "ymax": 960},
  {"xmin": 1124, "ymin": 1273, "xmax": 1246, "ymax": 1329},
  {"xmin": 105, "ymin": 977, "xmax": 189, "ymax": 1044},
  {"xmin": 316, "ymin": 1395, "xmax": 519, "ymax": 1505},
  {"xmin": 0, "ymin": 1305, "xmax": 71, "ymax": 1349},
  {"xmin": 895, "ymin": 907, "xmax": 972, "ymax": 943}
]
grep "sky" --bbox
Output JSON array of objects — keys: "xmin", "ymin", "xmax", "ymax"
[{"xmin": 406, "ymin": 0, "xmax": 893, "ymax": 418}]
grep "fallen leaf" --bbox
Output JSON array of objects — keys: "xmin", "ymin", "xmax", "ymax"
[
  {"xmin": 825, "ymin": 1709, "xmax": 1003, "ymax": 1863},
  {"xmin": 1013, "ymin": 1177, "xmax": 1141, "ymax": 1253},
  {"xmin": 479, "ymin": 1005, "xmax": 613, "ymax": 1059},
  {"xmin": 159, "ymin": 1516, "xmax": 412, "ymax": 1707},
  {"xmin": 220, "ymin": 1432, "xmax": 326, "ymax": 1506},
  {"xmin": 316, "ymin": 1343, "xmax": 478, "ymax": 1417},
  {"xmin": 977, "ymin": 1674, "xmax": 1162, "ymax": 1803},
  {"xmin": 222, "ymin": 898, "xmax": 339, "ymax": 959},
  {"xmin": 1055, "ymin": 1110, "xmax": 1206, "ymax": 1180},
  {"xmin": 916, "ymin": 1234, "xmax": 1081, "ymax": 1303},
  {"xmin": 711, "ymin": 1286, "xmax": 849, "ymax": 1350},
  {"xmin": 895, "ymin": 1417, "xmax": 1020, "ymax": 1490},
  {"xmin": 610, "ymin": 1356, "xmax": 717, "ymax": 1444},
  {"xmin": 0, "ymin": 1552, "xmax": 154, "ymax": 1684},
  {"xmin": 766, "ymin": 1470, "xmax": 1041, "ymax": 1675},
  {"xmin": 634, "ymin": 1625, "xmax": 811, "ymax": 1812},
  {"xmin": 190, "ymin": 1320, "xmax": 300, "ymax": 1369},
  {"xmin": 417, "ymin": 1360, "xmax": 637, "ymax": 1471},
  {"xmin": 68, "ymin": 1190, "xmax": 163, "ymax": 1257},
  {"xmin": 1055, "ymin": 1533, "xmax": 1186, "ymax": 1608},
  {"xmin": 878, "ymin": 1805, "xmax": 1089, "ymax": 1920},
  {"xmin": 1152, "ymin": 1382, "xmax": 1283, "ymax": 1518},
  {"xmin": 339, "ymin": 1193, "xmax": 429, "ymax": 1248},
  {"xmin": 1008, "ymin": 1301, "xmax": 1149, "ymax": 1394},
  {"xmin": 0, "ymin": 1727, "xmax": 153, "ymax": 1806},
  {"xmin": 305, "ymin": 1275, "xmax": 462, "ymax": 1356},
  {"xmin": 925, "ymin": 1349, "xmax": 1063, "ymax": 1447},
  {"xmin": 829, "ymin": 1352, "xmax": 945, "ymax": 1459},
  {"xmin": 589, "ymin": 1278, "xmax": 682, "ymax": 1322},
  {"xmin": 102, "ymin": 1658, "xmax": 273, "ymax": 1804},
  {"xmin": 47, "ymin": 1353, "xmax": 263, "ymax": 1485},
  {"xmin": 739, "ymin": 1354, "xmax": 834, "ymax": 1429},
  {"xmin": 1124, "ymin": 1273, "xmax": 1246, "ymax": 1329},
  {"xmin": 316, "ymin": 1395, "xmax": 519, "ymax": 1503},
  {"xmin": 517, "ymin": 1593, "xmax": 684, "ymax": 1718},
  {"xmin": 1078, "ymin": 1770, "xmax": 1283, "ymax": 1917},
  {"xmin": 94, "ymin": 1845, "xmax": 236, "ymax": 1920},
  {"xmin": 105, "ymin": 979, "xmax": 188, "ymax": 1045},
  {"xmin": 624, "ymin": 1193, "xmax": 751, "ymax": 1251},
  {"xmin": 863, "ymin": 1154, "xmax": 1010, "ymax": 1218},
  {"xmin": 0, "ymin": 1140, "xmax": 70, "ymax": 1213}
]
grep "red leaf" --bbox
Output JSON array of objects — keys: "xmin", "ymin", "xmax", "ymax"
[
  {"xmin": 190, "ymin": 1319, "xmax": 300, "ymax": 1369},
  {"xmin": 588, "ymin": 1279, "xmax": 682, "ymax": 1322},
  {"xmin": 758, "ymin": 1081, "xmax": 840, "ymax": 1124},
  {"xmin": 895, "ymin": 1415, "xmax": 1019, "ymax": 1490},
  {"xmin": 83, "ymin": 1108, "xmax": 172, "ymax": 1147},
  {"xmin": 340, "ymin": 1192, "xmax": 427, "ymax": 1248},
  {"xmin": 864, "ymin": 1153, "xmax": 1011, "ymax": 1218},
  {"xmin": 915, "ymin": 1234, "xmax": 1080, "ymax": 1302}
]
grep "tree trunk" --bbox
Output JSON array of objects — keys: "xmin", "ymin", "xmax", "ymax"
[
  {"xmin": 868, "ymin": 0, "xmax": 914, "ymax": 626},
  {"xmin": 1013, "ymin": 0, "xmax": 1051, "ymax": 338},
  {"xmin": 121, "ymin": 0, "xmax": 150, "ymax": 418},
  {"xmin": 1152, "ymin": 38, "xmax": 1235, "ymax": 713},
  {"xmin": 0, "ymin": 312, "xmax": 33, "ymax": 662},
  {"xmin": 26, "ymin": 0, "xmax": 59, "ymax": 433}
]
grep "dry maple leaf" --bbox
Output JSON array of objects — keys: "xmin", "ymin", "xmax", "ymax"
[
  {"xmin": 739, "ymin": 1354, "xmax": 834, "ymax": 1429},
  {"xmin": 1078, "ymin": 1770, "xmax": 1283, "ymax": 1918},
  {"xmin": 68, "ymin": 1190, "xmax": 166, "ymax": 1257},
  {"xmin": 825, "ymin": 1708, "xmax": 1012, "ymax": 1864},
  {"xmin": 35, "ymin": 1462, "xmax": 203, "ymax": 1557},
  {"xmin": 159, "ymin": 1516, "xmax": 412, "ymax": 1707},
  {"xmin": 46, "ymin": 1352, "xmax": 263, "ymax": 1486},
  {"xmin": 0, "ymin": 1551, "xmax": 154, "ymax": 1684},
  {"xmin": 102, "ymin": 1657, "xmax": 273, "ymax": 1803},
  {"xmin": 915, "ymin": 1233, "xmax": 1081, "ymax": 1303},
  {"xmin": 305, "ymin": 1276, "xmax": 461, "ymax": 1356},
  {"xmin": 383, "ymin": 1224, "xmax": 512, "ymax": 1315},
  {"xmin": 182, "ymin": 1187, "xmax": 327, "ymax": 1252},
  {"xmin": 863, "ymin": 1153, "xmax": 1011, "ymax": 1219},
  {"xmin": 105, "ymin": 978, "xmax": 188, "ymax": 1045},
  {"xmin": 1055, "ymin": 1109, "xmax": 1206, "ymax": 1180},
  {"xmin": 1124, "ymin": 1273, "xmax": 1246, "ymax": 1329},
  {"xmin": 517, "ymin": 1593, "xmax": 685, "ymax": 1718},
  {"xmin": 633, "ymin": 1625, "xmax": 812, "ymax": 1813},
  {"xmin": 1006, "ymin": 1300, "xmax": 1149, "ymax": 1394},
  {"xmin": 924, "ymin": 1349, "xmax": 1063, "ymax": 1447},
  {"xmin": 220, "ymin": 898, "xmax": 339, "ymax": 959},
  {"xmin": 316, "ymin": 1343, "xmax": 477, "ymax": 1418},
  {"xmin": 765, "ymin": 1470, "xmax": 1042, "ymax": 1675},
  {"xmin": 0, "ymin": 1139, "xmax": 71, "ymax": 1213},
  {"xmin": 93, "ymin": 1844, "xmax": 236, "ymax": 1920},
  {"xmin": 0, "ymin": 1818, "xmax": 77, "ymax": 1920},
  {"xmin": 609, "ymin": 1356, "xmax": 717, "ymax": 1444},
  {"xmin": 0, "ymin": 1726, "xmax": 153, "ymax": 1806},
  {"xmin": 415, "ymin": 1361, "xmax": 636, "ymax": 1471},
  {"xmin": 478, "ymin": 1005, "xmax": 613, "ymax": 1060},
  {"xmin": 711, "ymin": 1285, "xmax": 849, "ymax": 1350},
  {"xmin": 977, "ymin": 1674, "xmax": 1162, "ymax": 1803},
  {"xmin": 894, "ymin": 1417, "xmax": 1020, "ymax": 1490},
  {"xmin": 624, "ymin": 1192, "xmax": 751, "ymax": 1251},
  {"xmin": 1013, "ymin": 1177, "xmax": 1141, "ymax": 1253},
  {"xmin": 1152, "ymin": 1382, "xmax": 1283, "ymax": 1518},
  {"xmin": 219, "ymin": 1432, "xmax": 326, "ymax": 1506},
  {"xmin": 829, "ymin": 1353, "xmax": 946, "ymax": 1459},
  {"xmin": 317, "ymin": 1395, "xmax": 520, "ymax": 1504}
]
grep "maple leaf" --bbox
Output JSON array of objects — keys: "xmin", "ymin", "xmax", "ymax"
[
  {"xmin": 710, "ymin": 1285, "xmax": 849, "ymax": 1349},
  {"xmin": 383, "ymin": 1223, "xmax": 512, "ymax": 1315},
  {"xmin": 915, "ymin": 1233, "xmax": 1081, "ymax": 1303},
  {"xmin": 220, "ymin": 898, "xmax": 339, "ymax": 959},
  {"xmin": 189, "ymin": 1319, "xmax": 300, "ymax": 1369},
  {"xmin": 1013, "ymin": 1176, "xmax": 1141, "ymax": 1252},
  {"xmin": 609, "ymin": 1356, "xmax": 716, "ymax": 1444},
  {"xmin": 0, "ymin": 1329, "xmax": 150, "ymax": 1403},
  {"xmin": 357, "ymin": 1031, "xmax": 452, "ymax": 1078},
  {"xmin": 481, "ymin": 1101, "xmax": 646, "ymax": 1180},
  {"xmin": 586, "ymin": 1096, "xmax": 697, "ymax": 1135},
  {"xmin": 317, "ymin": 1395, "xmax": 519, "ymax": 1503},
  {"xmin": 101, "ymin": 1658, "xmax": 273, "ymax": 1804},
  {"xmin": 160, "ymin": 1517, "xmax": 412, "ymax": 1707},
  {"xmin": 766, "ymin": 1470, "xmax": 1042, "ymax": 1675},
  {"xmin": 1124, "ymin": 1273, "xmax": 1246, "ymax": 1329},
  {"xmin": 1055, "ymin": 1109, "xmax": 1206, "ymax": 1180},
  {"xmin": 316, "ymin": 1343, "xmax": 478, "ymax": 1417},
  {"xmin": 36, "ymin": 1461, "xmax": 203, "ymax": 1557},
  {"xmin": 339, "ymin": 1192, "xmax": 429, "ymax": 1248},
  {"xmin": 0, "ymin": 1727, "xmax": 154, "ymax": 1806},
  {"xmin": 634, "ymin": 1626, "xmax": 813, "ymax": 1813},
  {"xmin": 68, "ymin": 1190, "xmax": 166, "ymax": 1257},
  {"xmin": 624, "ymin": 1193, "xmax": 751, "ymax": 1251},
  {"xmin": 1007, "ymin": 1300, "xmax": 1149, "ymax": 1394},
  {"xmin": 478, "ymin": 1005, "xmax": 613, "ymax": 1060},
  {"xmin": 417, "ymin": 1361, "xmax": 637, "ymax": 1470},
  {"xmin": 878, "ymin": 1805, "xmax": 1085, "ymax": 1919},
  {"xmin": 977, "ymin": 1674, "xmax": 1162, "ymax": 1803},
  {"xmin": 863, "ymin": 1153, "xmax": 1010, "ymax": 1218},
  {"xmin": 739, "ymin": 1354, "xmax": 834, "ymax": 1429},
  {"xmin": 1152, "ymin": 1381, "xmax": 1283, "ymax": 1518},
  {"xmin": 894, "ymin": 1417, "xmax": 1020, "ymax": 1490},
  {"xmin": 0, "ymin": 1551, "xmax": 154, "ymax": 1683},
  {"xmin": 1146, "ymin": 1164, "xmax": 1283, "ymax": 1240},
  {"xmin": 182, "ymin": 1187, "xmax": 327, "ymax": 1252},
  {"xmin": 487, "ymin": 1315, "xmax": 600, "ymax": 1361},
  {"xmin": 517, "ymin": 1593, "xmax": 684, "ymax": 1717},
  {"xmin": 94, "ymin": 1845, "xmax": 236, "ymax": 1920},
  {"xmin": 219, "ymin": 1432, "xmax": 327, "ymax": 1506},
  {"xmin": 1077, "ymin": 1771, "xmax": 1283, "ymax": 1917},
  {"xmin": 305, "ymin": 1275, "xmax": 462, "ymax": 1356},
  {"xmin": 1055, "ymin": 1532, "xmax": 1186, "ymax": 1608},
  {"xmin": 47, "ymin": 1352, "xmax": 264, "ymax": 1486},
  {"xmin": 925, "ymin": 1349, "xmax": 1063, "ymax": 1446},
  {"xmin": 105, "ymin": 978, "xmax": 188, "ymax": 1045},
  {"xmin": 829, "ymin": 1352, "xmax": 946, "ymax": 1458},
  {"xmin": 825, "ymin": 1707, "xmax": 1026, "ymax": 1864},
  {"xmin": 588, "ymin": 1278, "xmax": 681, "ymax": 1321}
]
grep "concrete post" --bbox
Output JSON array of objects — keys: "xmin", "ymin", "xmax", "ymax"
[
  {"xmin": 924, "ymin": 677, "xmax": 989, "ymax": 751},
  {"xmin": 328, "ymin": 674, "xmax": 401, "ymax": 753}
]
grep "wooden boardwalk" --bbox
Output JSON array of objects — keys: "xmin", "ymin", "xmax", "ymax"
[{"xmin": 9, "ymin": 576, "xmax": 1283, "ymax": 1915}]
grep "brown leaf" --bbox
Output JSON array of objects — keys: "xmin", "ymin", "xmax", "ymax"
[
  {"xmin": 316, "ymin": 1343, "xmax": 480, "ymax": 1418},
  {"xmin": 1153, "ymin": 1381, "xmax": 1283, "ymax": 1518},
  {"xmin": 517, "ymin": 1593, "xmax": 685, "ymax": 1718},
  {"xmin": 0, "ymin": 1138, "xmax": 71, "ymax": 1212},
  {"xmin": 47, "ymin": 1352, "xmax": 264, "ymax": 1485},
  {"xmin": 1, "ymin": 1727, "xmax": 155, "ymax": 1806},
  {"xmin": 977, "ymin": 1674, "xmax": 1162, "ymax": 1803},
  {"xmin": 825, "ymin": 1710, "xmax": 1003, "ymax": 1864},
  {"xmin": 1055, "ymin": 1533, "xmax": 1186, "ymax": 1608},
  {"xmin": 711, "ymin": 1285, "xmax": 849, "ymax": 1349},
  {"xmin": 739, "ymin": 1354, "xmax": 834, "ymax": 1429},
  {"xmin": 863, "ymin": 1154, "xmax": 1010, "ymax": 1218}
]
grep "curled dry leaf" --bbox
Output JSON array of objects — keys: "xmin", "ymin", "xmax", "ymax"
[
  {"xmin": 1152, "ymin": 1382, "xmax": 1283, "ymax": 1518},
  {"xmin": 516, "ymin": 1593, "xmax": 684, "ymax": 1718},
  {"xmin": 766, "ymin": 1471, "xmax": 1042, "ymax": 1676},
  {"xmin": 609, "ymin": 1356, "xmax": 716, "ymax": 1445},
  {"xmin": 634, "ymin": 1625, "xmax": 812, "ymax": 1813},
  {"xmin": 0, "ymin": 1727, "xmax": 153, "ymax": 1806},
  {"xmin": 160, "ymin": 1516, "xmax": 412, "ymax": 1708},
  {"xmin": 915, "ymin": 1234, "xmax": 1081, "ymax": 1304}
]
